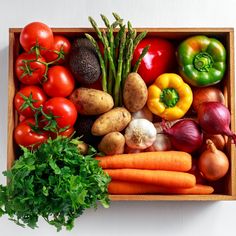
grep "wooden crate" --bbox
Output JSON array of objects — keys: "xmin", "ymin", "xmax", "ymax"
[{"xmin": 8, "ymin": 28, "xmax": 236, "ymax": 201}]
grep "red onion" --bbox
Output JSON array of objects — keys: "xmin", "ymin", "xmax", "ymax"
[
  {"xmin": 197, "ymin": 102, "xmax": 236, "ymax": 144},
  {"xmin": 162, "ymin": 119, "xmax": 203, "ymax": 153}
]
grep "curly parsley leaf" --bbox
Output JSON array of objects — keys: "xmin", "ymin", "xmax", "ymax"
[{"xmin": 0, "ymin": 136, "xmax": 110, "ymax": 231}]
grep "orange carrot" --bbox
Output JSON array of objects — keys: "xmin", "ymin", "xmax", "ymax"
[
  {"xmin": 108, "ymin": 181, "xmax": 214, "ymax": 195},
  {"xmin": 96, "ymin": 151, "xmax": 192, "ymax": 171},
  {"xmin": 105, "ymin": 169, "xmax": 196, "ymax": 188}
]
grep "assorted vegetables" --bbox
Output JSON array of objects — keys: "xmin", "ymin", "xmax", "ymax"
[{"xmin": 1, "ymin": 12, "xmax": 235, "ymax": 231}]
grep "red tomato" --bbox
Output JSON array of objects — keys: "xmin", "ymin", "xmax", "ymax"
[
  {"xmin": 20, "ymin": 22, "xmax": 54, "ymax": 54},
  {"xmin": 132, "ymin": 37, "xmax": 176, "ymax": 85},
  {"xmin": 18, "ymin": 114, "xmax": 27, "ymax": 123},
  {"xmin": 14, "ymin": 118, "xmax": 48, "ymax": 148},
  {"xmin": 14, "ymin": 85, "xmax": 47, "ymax": 117},
  {"xmin": 59, "ymin": 126, "xmax": 75, "ymax": 137},
  {"xmin": 43, "ymin": 35, "xmax": 71, "ymax": 64},
  {"xmin": 42, "ymin": 97, "xmax": 77, "ymax": 130},
  {"xmin": 15, "ymin": 52, "xmax": 46, "ymax": 85},
  {"xmin": 42, "ymin": 66, "xmax": 75, "ymax": 97}
]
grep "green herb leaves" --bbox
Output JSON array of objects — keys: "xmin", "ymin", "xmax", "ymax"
[{"xmin": 0, "ymin": 136, "xmax": 110, "ymax": 231}]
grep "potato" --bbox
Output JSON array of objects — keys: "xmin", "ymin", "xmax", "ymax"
[
  {"xmin": 69, "ymin": 88, "xmax": 114, "ymax": 115},
  {"xmin": 98, "ymin": 132, "xmax": 125, "ymax": 155},
  {"xmin": 92, "ymin": 107, "xmax": 131, "ymax": 136},
  {"xmin": 123, "ymin": 72, "xmax": 148, "ymax": 112}
]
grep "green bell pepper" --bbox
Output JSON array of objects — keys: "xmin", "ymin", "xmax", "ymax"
[{"xmin": 177, "ymin": 35, "xmax": 226, "ymax": 87}]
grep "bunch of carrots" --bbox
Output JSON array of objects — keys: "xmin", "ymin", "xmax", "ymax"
[{"xmin": 96, "ymin": 152, "xmax": 214, "ymax": 195}]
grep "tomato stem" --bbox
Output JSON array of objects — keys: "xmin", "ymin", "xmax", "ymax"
[
  {"xmin": 39, "ymin": 106, "xmax": 62, "ymax": 133},
  {"xmin": 22, "ymin": 46, "xmax": 66, "ymax": 83},
  {"xmin": 19, "ymin": 92, "xmax": 38, "ymax": 112}
]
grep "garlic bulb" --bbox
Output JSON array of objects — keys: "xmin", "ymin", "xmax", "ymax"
[{"xmin": 125, "ymin": 119, "xmax": 157, "ymax": 149}]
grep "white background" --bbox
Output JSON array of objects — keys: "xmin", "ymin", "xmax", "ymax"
[{"xmin": 0, "ymin": 0, "xmax": 236, "ymax": 235}]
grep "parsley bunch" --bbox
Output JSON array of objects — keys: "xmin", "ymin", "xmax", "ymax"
[{"xmin": 0, "ymin": 136, "xmax": 110, "ymax": 231}]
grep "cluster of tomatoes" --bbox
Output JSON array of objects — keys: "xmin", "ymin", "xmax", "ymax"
[{"xmin": 14, "ymin": 22, "xmax": 77, "ymax": 148}]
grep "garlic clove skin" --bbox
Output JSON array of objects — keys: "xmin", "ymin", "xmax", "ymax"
[
  {"xmin": 132, "ymin": 106, "xmax": 153, "ymax": 122},
  {"xmin": 125, "ymin": 118, "xmax": 157, "ymax": 150},
  {"xmin": 146, "ymin": 133, "xmax": 172, "ymax": 151}
]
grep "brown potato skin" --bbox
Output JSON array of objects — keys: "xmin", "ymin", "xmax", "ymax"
[
  {"xmin": 98, "ymin": 132, "xmax": 125, "ymax": 155},
  {"xmin": 69, "ymin": 88, "xmax": 114, "ymax": 115},
  {"xmin": 91, "ymin": 107, "xmax": 131, "ymax": 136},
  {"xmin": 123, "ymin": 72, "xmax": 148, "ymax": 112}
]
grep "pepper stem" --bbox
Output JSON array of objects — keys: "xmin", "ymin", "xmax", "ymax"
[
  {"xmin": 193, "ymin": 52, "xmax": 214, "ymax": 72},
  {"xmin": 160, "ymin": 88, "xmax": 179, "ymax": 108}
]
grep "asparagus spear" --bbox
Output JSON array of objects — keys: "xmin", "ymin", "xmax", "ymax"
[
  {"xmin": 133, "ymin": 31, "xmax": 148, "ymax": 50},
  {"xmin": 133, "ymin": 45, "xmax": 150, "ymax": 73},
  {"xmin": 101, "ymin": 15, "xmax": 112, "ymax": 94},
  {"xmin": 102, "ymin": 31, "xmax": 116, "ymax": 79},
  {"xmin": 112, "ymin": 12, "xmax": 123, "ymax": 26},
  {"xmin": 101, "ymin": 14, "xmax": 115, "ymax": 95},
  {"xmin": 122, "ymin": 38, "xmax": 133, "ymax": 86},
  {"xmin": 88, "ymin": 17, "xmax": 104, "ymax": 43},
  {"xmin": 85, "ymin": 33, "xmax": 107, "ymax": 92},
  {"xmin": 114, "ymin": 25, "xmax": 126, "ymax": 107}
]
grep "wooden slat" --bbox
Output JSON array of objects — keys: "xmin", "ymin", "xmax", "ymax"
[
  {"xmin": 228, "ymin": 30, "xmax": 236, "ymax": 196},
  {"xmin": 7, "ymin": 30, "xmax": 16, "ymax": 170},
  {"xmin": 109, "ymin": 194, "xmax": 236, "ymax": 201},
  {"xmin": 9, "ymin": 27, "xmax": 234, "ymax": 37}
]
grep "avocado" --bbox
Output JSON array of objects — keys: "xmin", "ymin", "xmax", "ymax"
[
  {"xmin": 71, "ymin": 38, "xmax": 96, "ymax": 52},
  {"xmin": 69, "ymin": 38, "xmax": 101, "ymax": 85}
]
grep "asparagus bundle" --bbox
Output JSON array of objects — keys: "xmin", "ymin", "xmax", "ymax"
[{"xmin": 85, "ymin": 13, "xmax": 149, "ymax": 107}]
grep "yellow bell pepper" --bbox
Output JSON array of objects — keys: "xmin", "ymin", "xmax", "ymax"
[{"xmin": 147, "ymin": 73, "xmax": 193, "ymax": 121}]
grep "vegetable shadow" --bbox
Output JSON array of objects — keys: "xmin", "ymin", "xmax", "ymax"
[{"xmin": 77, "ymin": 200, "xmax": 220, "ymax": 236}]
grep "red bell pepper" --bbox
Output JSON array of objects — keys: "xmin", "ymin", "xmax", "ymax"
[{"xmin": 132, "ymin": 37, "xmax": 176, "ymax": 85}]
